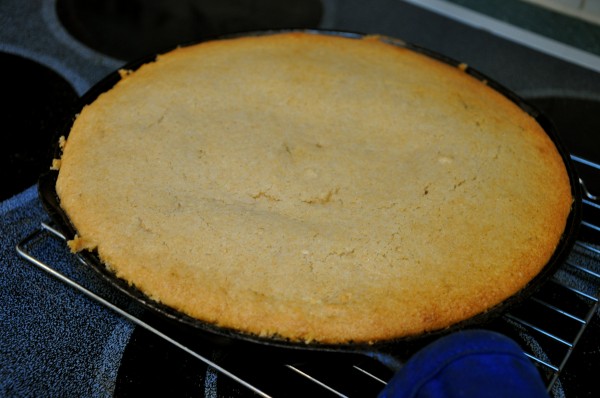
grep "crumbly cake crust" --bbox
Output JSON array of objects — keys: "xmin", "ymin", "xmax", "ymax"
[{"xmin": 55, "ymin": 32, "xmax": 573, "ymax": 343}]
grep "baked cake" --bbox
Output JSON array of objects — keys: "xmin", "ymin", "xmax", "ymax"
[{"xmin": 54, "ymin": 32, "xmax": 573, "ymax": 344}]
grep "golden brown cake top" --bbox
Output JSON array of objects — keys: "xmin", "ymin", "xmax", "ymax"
[{"xmin": 55, "ymin": 32, "xmax": 573, "ymax": 343}]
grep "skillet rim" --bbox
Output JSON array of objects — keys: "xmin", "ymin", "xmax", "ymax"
[{"xmin": 38, "ymin": 28, "xmax": 582, "ymax": 353}]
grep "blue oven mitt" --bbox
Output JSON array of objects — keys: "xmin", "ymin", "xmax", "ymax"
[{"xmin": 379, "ymin": 329, "xmax": 549, "ymax": 398}]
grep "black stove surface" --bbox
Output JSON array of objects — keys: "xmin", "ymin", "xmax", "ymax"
[
  {"xmin": 2, "ymin": 0, "xmax": 599, "ymax": 396},
  {"xmin": 0, "ymin": 51, "xmax": 78, "ymax": 202},
  {"xmin": 55, "ymin": 0, "xmax": 322, "ymax": 61}
]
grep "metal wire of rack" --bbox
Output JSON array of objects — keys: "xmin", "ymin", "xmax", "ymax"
[{"xmin": 16, "ymin": 155, "xmax": 600, "ymax": 397}]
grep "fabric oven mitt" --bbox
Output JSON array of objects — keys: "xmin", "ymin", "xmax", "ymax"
[{"xmin": 379, "ymin": 329, "xmax": 548, "ymax": 398}]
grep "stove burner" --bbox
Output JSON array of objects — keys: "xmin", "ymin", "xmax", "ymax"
[
  {"xmin": 0, "ymin": 52, "xmax": 78, "ymax": 201},
  {"xmin": 56, "ymin": 0, "xmax": 323, "ymax": 61},
  {"xmin": 115, "ymin": 327, "xmax": 208, "ymax": 396},
  {"xmin": 527, "ymin": 97, "xmax": 600, "ymax": 163}
]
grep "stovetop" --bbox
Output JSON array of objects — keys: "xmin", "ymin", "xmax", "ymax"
[{"xmin": 2, "ymin": 0, "xmax": 599, "ymax": 397}]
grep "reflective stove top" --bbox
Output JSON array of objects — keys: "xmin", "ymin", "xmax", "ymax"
[{"xmin": 2, "ymin": 1, "xmax": 598, "ymax": 397}]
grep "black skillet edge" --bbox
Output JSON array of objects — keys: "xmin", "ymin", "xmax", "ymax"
[{"xmin": 37, "ymin": 29, "xmax": 582, "ymax": 356}]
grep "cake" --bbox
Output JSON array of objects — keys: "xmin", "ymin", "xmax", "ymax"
[{"xmin": 54, "ymin": 32, "xmax": 573, "ymax": 344}]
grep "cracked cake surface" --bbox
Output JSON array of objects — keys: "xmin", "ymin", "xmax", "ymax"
[{"xmin": 55, "ymin": 32, "xmax": 573, "ymax": 343}]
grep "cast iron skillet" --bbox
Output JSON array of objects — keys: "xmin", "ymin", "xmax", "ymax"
[{"xmin": 38, "ymin": 29, "xmax": 582, "ymax": 356}]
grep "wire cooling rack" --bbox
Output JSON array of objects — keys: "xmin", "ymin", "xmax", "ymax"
[{"xmin": 16, "ymin": 155, "xmax": 600, "ymax": 397}]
